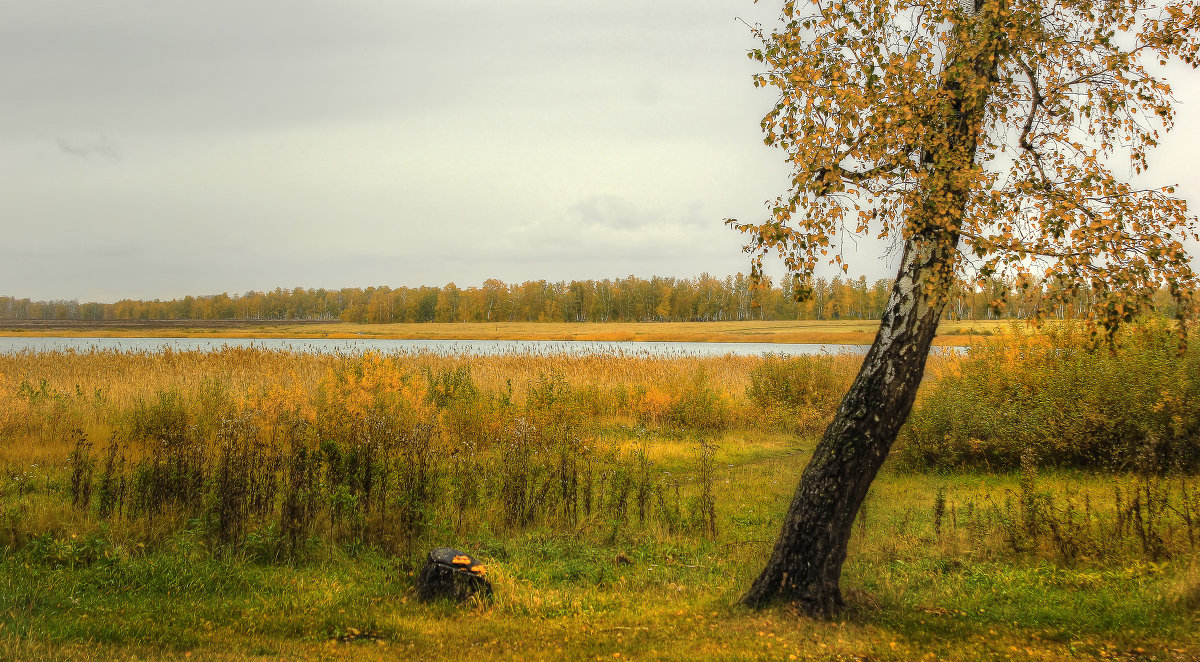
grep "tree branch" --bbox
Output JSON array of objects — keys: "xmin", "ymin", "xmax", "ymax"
[
  {"xmin": 960, "ymin": 230, "xmax": 1091, "ymax": 260},
  {"xmin": 814, "ymin": 154, "xmax": 918, "ymax": 194},
  {"xmin": 1015, "ymin": 55, "xmax": 1052, "ymax": 186}
]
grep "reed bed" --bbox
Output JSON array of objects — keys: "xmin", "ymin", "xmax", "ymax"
[
  {"xmin": 3, "ymin": 324, "xmax": 1198, "ymax": 562},
  {"xmin": 0, "ymin": 347, "xmax": 866, "ymax": 562}
]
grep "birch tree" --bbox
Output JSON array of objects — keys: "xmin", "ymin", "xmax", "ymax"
[{"xmin": 730, "ymin": 0, "xmax": 1200, "ymax": 614}]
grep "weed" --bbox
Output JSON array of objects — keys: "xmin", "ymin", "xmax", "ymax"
[{"xmin": 67, "ymin": 429, "xmax": 93, "ymax": 510}]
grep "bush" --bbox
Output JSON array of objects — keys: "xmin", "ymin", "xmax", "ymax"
[
  {"xmin": 897, "ymin": 320, "xmax": 1200, "ymax": 471},
  {"xmin": 745, "ymin": 355, "xmax": 852, "ymax": 435}
]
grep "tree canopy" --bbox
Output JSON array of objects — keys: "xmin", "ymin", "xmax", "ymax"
[{"xmin": 730, "ymin": 0, "xmax": 1200, "ymax": 332}]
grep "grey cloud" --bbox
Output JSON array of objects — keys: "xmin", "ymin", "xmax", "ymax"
[
  {"xmin": 566, "ymin": 195, "xmax": 709, "ymax": 232},
  {"xmin": 1, "ymin": 2, "xmax": 768, "ymax": 137},
  {"xmin": 16, "ymin": 1, "xmax": 1189, "ymax": 303},
  {"xmin": 503, "ymin": 195, "xmax": 730, "ymax": 270},
  {"xmin": 55, "ymin": 136, "xmax": 121, "ymax": 160},
  {"xmin": 567, "ymin": 195, "xmax": 650, "ymax": 230}
]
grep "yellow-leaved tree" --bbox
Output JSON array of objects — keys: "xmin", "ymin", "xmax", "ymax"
[{"xmin": 730, "ymin": 0, "xmax": 1200, "ymax": 614}]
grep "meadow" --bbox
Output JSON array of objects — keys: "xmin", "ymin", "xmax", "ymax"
[
  {"xmin": 1, "ymin": 320, "xmax": 1198, "ymax": 660},
  {"xmin": 1, "ymin": 318, "xmax": 1006, "ymax": 346}
]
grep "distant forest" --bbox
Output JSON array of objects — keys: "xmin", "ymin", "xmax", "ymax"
[{"xmin": 1, "ymin": 274, "xmax": 1185, "ymax": 323}]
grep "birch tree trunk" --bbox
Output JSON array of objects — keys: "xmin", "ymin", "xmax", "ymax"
[
  {"xmin": 739, "ymin": 16, "xmax": 997, "ymax": 612},
  {"xmin": 739, "ymin": 229, "xmax": 960, "ymax": 614}
]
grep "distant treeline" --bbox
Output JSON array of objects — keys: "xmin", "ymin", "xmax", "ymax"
[{"xmin": 0, "ymin": 274, "xmax": 1184, "ymax": 323}]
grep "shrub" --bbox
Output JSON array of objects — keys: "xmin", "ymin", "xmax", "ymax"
[
  {"xmin": 897, "ymin": 320, "xmax": 1200, "ymax": 471},
  {"xmin": 663, "ymin": 370, "xmax": 730, "ymax": 433},
  {"xmin": 745, "ymin": 354, "xmax": 851, "ymax": 434}
]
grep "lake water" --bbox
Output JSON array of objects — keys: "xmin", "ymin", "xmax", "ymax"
[{"xmin": 0, "ymin": 336, "xmax": 874, "ymax": 358}]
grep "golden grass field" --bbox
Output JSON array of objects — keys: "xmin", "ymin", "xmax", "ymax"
[{"xmin": 3, "ymin": 323, "xmax": 1197, "ymax": 660}]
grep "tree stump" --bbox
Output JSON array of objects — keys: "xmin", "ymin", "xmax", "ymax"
[{"xmin": 414, "ymin": 547, "xmax": 492, "ymax": 603}]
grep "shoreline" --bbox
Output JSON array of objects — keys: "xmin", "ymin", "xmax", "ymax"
[{"xmin": 0, "ymin": 319, "xmax": 1014, "ymax": 346}]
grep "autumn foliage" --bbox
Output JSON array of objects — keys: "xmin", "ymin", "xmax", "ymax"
[{"xmin": 731, "ymin": 0, "xmax": 1200, "ymax": 330}]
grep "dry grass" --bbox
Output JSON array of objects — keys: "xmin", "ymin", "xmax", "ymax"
[
  {"xmin": 0, "ymin": 319, "xmax": 1015, "ymax": 345},
  {"xmin": 0, "ymin": 347, "xmax": 800, "ymax": 415}
]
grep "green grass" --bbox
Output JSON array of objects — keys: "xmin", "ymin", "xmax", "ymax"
[{"xmin": 3, "ymin": 435, "xmax": 1199, "ymax": 660}]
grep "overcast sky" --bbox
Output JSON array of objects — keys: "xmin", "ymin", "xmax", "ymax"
[{"xmin": 2, "ymin": 1, "xmax": 1198, "ymax": 303}]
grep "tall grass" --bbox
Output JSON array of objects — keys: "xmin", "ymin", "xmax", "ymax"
[
  {"xmin": 898, "ymin": 320, "xmax": 1200, "ymax": 472},
  {"xmin": 3, "ymin": 323, "xmax": 1198, "ymax": 567},
  {"xmin": 3, "ymin": 349, "xmax": 818, "ymax": 562},
  {"xmin": 745, "ymin": 354, "xmax": 856, "ymax": 435}
]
